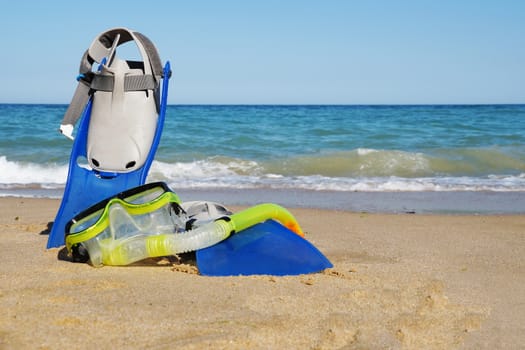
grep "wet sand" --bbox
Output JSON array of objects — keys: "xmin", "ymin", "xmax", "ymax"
[{"xmin": 1, "ymin": 197, "xmax": 524, "ymax": 349}]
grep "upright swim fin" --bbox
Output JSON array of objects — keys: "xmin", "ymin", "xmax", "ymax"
[
  {"xmin": 47, "ymin": 28, "xmax": 171, "ymax": 248},
  {"xmin": 196, "ymin": 220, "xmax": 333, "ymax": 276}
]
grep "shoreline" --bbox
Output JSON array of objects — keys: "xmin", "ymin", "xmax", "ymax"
[
  {"xmin": 1, "ymin": 196, "xmax": 524, "ymax": 348},
  {"xmin": 2, "ymin": 188, "xmax": 525, "ymax": 214},
  {"xmin": 173, "ymin": 188, "xmax": 525, "ymax": 214}
]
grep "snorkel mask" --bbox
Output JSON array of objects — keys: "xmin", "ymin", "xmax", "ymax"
[
  {"xmin": 65, "ymin": 182, "xmax": 229, "ymax": 266},
  {"xmin": 65, "ymin": 182, "xmax": 304, "ymax": 267}
]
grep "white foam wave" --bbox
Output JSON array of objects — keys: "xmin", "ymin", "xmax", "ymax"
[
  {"xmin": 0, "ymin": 156, "xmax": 67, "ymax": 187},
  {"xmin": 147, "ymin": 160, "xmax": 525, "ymax": 192},
  {"xmin": 251, "ymin": 175, "xmax": 525, "ymax": 192},
  {"xmin": 1, "ymin": 156, "xmax": 525, "ymax": 194},
  {"xmin": 356, "ymin": 148, "xmax": 378, "ymax": 156},
  {"xmin": 147, "ymin": 158, "xmax": 261, "ymax": 180}
]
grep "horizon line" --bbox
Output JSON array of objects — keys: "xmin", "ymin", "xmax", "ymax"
[{"xmin": 1, "ymin": 102, "xmax": 524, "ymax": 107}]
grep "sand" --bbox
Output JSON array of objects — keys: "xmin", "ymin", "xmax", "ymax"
[{"xmin": 1, "ymin": 197, "xmax": 524, "ymax": 349}]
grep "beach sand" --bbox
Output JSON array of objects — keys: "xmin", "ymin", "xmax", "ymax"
[{"xmin": 1, "ymin": 197, "xmax": 524, "ymax": 349}]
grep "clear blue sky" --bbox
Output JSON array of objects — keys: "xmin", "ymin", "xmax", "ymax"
[{"xmin": 0, "ymin": 0, "xmax": 523, "ymax": 104}]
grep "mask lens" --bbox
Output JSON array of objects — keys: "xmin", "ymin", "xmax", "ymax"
[
  {"xmin": 124, "ymin": 186, "xmax": 166, "ymax": 204},
  {"xmin": 67, "ymin": 184, "xmax": 169, "ymax": 235},
  {"xmin": 69, "ymin": 208, "xmax": 105, "ymax": 234}
]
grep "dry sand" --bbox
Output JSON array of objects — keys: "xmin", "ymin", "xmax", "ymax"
[{"xmin": 1, "ymin": 197, "xmax": 524, "ymax": 349}]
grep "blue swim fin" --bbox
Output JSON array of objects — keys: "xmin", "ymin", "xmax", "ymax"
[
  {"xmin": 47, "ymin": 62, "xmax": 170, "ymax": 248},
  {"xmin": 47, "ymin": 28, "xmax": 171, "ymax": 248},
  {"xmin": 196, "ymin": 220, "xmax": 333, "ymax": 276}
]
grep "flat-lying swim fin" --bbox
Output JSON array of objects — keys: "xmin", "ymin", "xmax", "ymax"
[
  {"xmin": 196, "ymin": 220, "xmax": 333, "ymax": 276},
  {"xmin": 47, "ymin": 28, "xmax": 171, "ymax": 248}
]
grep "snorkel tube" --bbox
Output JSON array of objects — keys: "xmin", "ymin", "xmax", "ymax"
[
  {"xmin": 72, "ymin": 203, "xmax": 303, "ymax": 267},
  {"xmin": 230, "ymin": 203, "xmax": 304, "ymax": 237}
]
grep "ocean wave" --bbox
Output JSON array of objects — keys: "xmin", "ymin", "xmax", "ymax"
[
  {"xmin": 146, "ymin": 158, "xmax": 525, "ymax": 192},
  {"xmin": 2, "ymin": 151, "xmax": 525, "ymax": 194},
  {"xmin": 0, "ymin": 156, "xmax": 67, "ymax": 187},
  {"xmin": 262, "ymin": 147, "xmax": 525, "ymax": 178}
]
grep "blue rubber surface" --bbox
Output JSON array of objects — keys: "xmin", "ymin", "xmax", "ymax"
[{"xmin": 196, "ymin": 220, "xmax": 333, "ymax": 276}]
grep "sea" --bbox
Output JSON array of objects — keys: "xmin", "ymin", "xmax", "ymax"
[{"xmin": 1, "ymin": 104, "xmax": 525, "ymax": 213}]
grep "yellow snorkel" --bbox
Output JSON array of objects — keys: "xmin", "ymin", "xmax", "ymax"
[{"xmin": 230, "ymin": 203, "xmax": 304, "ymax": 237}]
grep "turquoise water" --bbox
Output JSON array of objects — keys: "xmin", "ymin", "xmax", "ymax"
[{"xmin": 1, "ymin": 104, "xmax": 525, "ymax": 194}]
